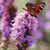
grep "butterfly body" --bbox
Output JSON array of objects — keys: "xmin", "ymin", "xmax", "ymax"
[{"xmin": 23, "ymin": 3, "xmax": 45, "ymax": 17}]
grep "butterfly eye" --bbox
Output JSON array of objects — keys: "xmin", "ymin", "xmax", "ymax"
[{"xmin": 30, "ymin": 4, "xmax": 34, "ymax": 7}]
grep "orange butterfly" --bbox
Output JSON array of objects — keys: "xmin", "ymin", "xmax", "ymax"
[{"xmin": 23, "ymin": 3, "xmax": 45, "ymax": 17}]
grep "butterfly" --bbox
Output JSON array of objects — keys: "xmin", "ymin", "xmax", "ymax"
[{"xmin": 23, "ymin": 2, "xmax": 45, "ymax": 17}]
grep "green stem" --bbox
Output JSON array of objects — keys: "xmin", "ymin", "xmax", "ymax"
[{"xmin": 3, "ymin": 46, "xmax": 8, "ymax": 50}]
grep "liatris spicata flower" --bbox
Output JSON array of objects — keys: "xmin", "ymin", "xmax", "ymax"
[
  {"xmin": 0, "ymin": 0, "xmax": 14, "ymax": 18},
  {"xmin": 37, "ymin": 14, "xmax": 44, "ymax": 39},
  {"xmin": 10, "ymin": 11, "xmax": 40, "ymax": 50},
  {"xmin": 1, "ymin": 0, "xmax": 17, "ymax": 37},
  {"xmin": 0, "ymin": 0, "xmax": 5, "ymax": 18},
  {"xmin": 0, "ymin": 0, "xmax": 17, "ymax": 49},
  {"xmin": 37, "ymin": 14, "xmax": 44, "ymax": 28}
]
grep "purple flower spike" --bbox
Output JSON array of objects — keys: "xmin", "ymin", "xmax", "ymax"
[
  {"xmin": 1, "ymin": 0, "xmax": 17, "ymax": 37},
  {"xmin": 10, "ymin": 11, "xmax": 39, "ymax": 47}
]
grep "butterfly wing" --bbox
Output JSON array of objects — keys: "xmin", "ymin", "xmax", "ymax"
[
  {"xmin": 26, "ymin": 3, "xmax": 35, "ymax": 12},
  {"xmin": 23, "ymin": 2, "xmax": 45, "ymax": 16},
  {"xmin": 23, "ymin": 8, "xmax": 37, "ymax": 16},
  {"xmin": 23, "ymin": 3, "xmax": 37, "ymax": 15},
  {"xmin": 37, "ymin": 3, "xmax": 45, "ymax": 12},
  {"xmin": 34, "ymin": 4, "xmax": 40, "ymax": 12}
]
